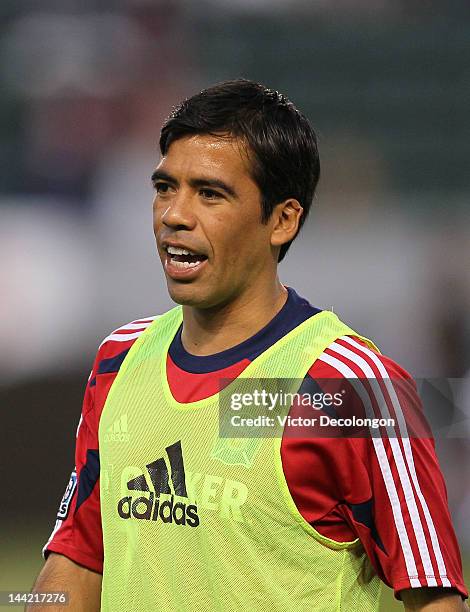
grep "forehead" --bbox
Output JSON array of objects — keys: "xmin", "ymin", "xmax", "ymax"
[{"xmin": 158, "ymin": 134, "xmax": 253, "ymax": 180}]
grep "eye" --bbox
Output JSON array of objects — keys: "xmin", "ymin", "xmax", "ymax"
[
  {"xmin": 153, "ymin": 181, "xmax": 171, "ymax": 195},
  {"xmin": 199, "ymin": 188, "xmax": 222, "ymax": 200}
]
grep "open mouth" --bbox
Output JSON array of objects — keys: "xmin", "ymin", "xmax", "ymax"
[{"xmin": 165, "ymin": 245, "xmax": 208, "ymax": 269}]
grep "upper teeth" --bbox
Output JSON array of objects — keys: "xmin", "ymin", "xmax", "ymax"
[{"xmin": 167, "ymin": 246, "xmax": 195, "ymax": 256}]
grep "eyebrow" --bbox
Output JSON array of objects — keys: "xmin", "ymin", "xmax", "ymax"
[
  {"xmin": 151, "ymin": 170, "xmax": 175, "ymax": 185},
  {"xmin": 151, "ymin": 170, "xmax": 238, "ymax": 199}
]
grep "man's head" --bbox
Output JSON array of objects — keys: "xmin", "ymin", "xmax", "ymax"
[
  {"xmin": 160, "ymin": 79, "xmax": 320, "ymax": 262},
  {"xmin": 153, "ymin": 79, "xmax": 320, "ymax": 308}
]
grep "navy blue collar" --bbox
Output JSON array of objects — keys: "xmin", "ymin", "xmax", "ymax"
[{"xmin": 168, "ymin": 287, "xmax": 321, "ymax": 374}]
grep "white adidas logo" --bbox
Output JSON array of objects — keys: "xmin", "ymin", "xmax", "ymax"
[{"xmin": 104, "ymin": 414, "xmax": 129, "ymax": 442}]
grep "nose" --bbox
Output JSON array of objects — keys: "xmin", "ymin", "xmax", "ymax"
[{"xmin": 159, "ymin": 189, "xmax": 196, "ymax": 231}]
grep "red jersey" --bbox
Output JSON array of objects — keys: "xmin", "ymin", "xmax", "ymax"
[{"xmin": 43, "ymin": 288, "xmax": 467, "ymax": 599}]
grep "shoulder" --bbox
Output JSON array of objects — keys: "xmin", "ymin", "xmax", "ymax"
[
  {"xmin": 81, "ymin": 315, "xmax": 162, "ymax": 427},
  {"xmin": 309, "ymin": 334, "xmax": 413, "ymax": 383},
  {"xmin": 98, "ymin": 315, "xmax": 159, "ymax": 354},
  {"xmin": 89, "ymin": 315, "xmax": 161, "ymax": 383},
  {"xmin": 305, "ymin": 334, "xmax": 422, "ymax": 438}
]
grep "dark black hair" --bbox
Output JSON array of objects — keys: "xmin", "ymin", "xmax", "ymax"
[{"xmin": 159, "ymin": 79, "xmax": 320, "ymax": 262}]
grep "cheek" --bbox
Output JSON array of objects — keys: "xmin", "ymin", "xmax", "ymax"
[
  {"xmin": 153, "ymin": 199, "xmax": 166, "ymax": 232},
  {"xmin": 210, "ymin": 215, "xmax": 248, "ymax": 260},
  {"xmin": 203, "ymin": 205, "xmax": 266, "ymax": 267},
  {"xmin": 222, "ymin": 228, "xmax": 265, "ymax": 273},
  {"xmin": 152, "ymin": 198, "xmax": 159, "ymax": 223},
  {"xmin": 152, "ymin": 195, "xmax": 159, "ymax": 213}
]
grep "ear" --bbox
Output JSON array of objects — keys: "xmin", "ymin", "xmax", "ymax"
[{"xmin": 270, "ymin": 198, "xmax": 303, "ymax": 249}]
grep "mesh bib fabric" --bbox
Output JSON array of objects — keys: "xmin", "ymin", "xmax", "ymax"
[{"xmin": 98, "ymin": 307, "xmax": 382, "ymax": 611}]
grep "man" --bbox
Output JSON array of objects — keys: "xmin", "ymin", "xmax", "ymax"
[{"xmin": 32, "ymin": 80, "xmax": 468, "ymax": 611}]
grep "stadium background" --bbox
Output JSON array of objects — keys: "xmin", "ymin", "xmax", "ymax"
[{"xmin": 0, "ymin": 1, "xmax": 469, "ymax": 609}]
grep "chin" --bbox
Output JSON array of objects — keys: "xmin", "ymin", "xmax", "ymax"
[
  {"xmin": 166, "ymin": 281, "xmax": 226, "ymax": 309},
  {"xmin": 167, "ymin": 282, "xmax": 206, "ymax": 307}
]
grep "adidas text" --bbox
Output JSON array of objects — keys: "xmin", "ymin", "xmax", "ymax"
[{"xmin": 118, "ymin": 493, "xmax": 200, "ymax": 527}]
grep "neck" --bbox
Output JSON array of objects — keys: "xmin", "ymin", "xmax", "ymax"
[{"xmin": 181, "ymin": 278, "xmax": 288, "ymax": 356}]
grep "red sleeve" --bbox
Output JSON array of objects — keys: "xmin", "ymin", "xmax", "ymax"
[
  {"xmin": 281, "ymin": 336, "xmax": 468, "ymax": 600},
  {"xmin": 42, "ymin": 356, "xmax": 104, "ymax": 573}
]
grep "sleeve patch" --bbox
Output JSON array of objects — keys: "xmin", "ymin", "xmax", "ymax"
[{"xmin": 57, "ymin": 470, "xmax": 77, "ymax": 519}]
